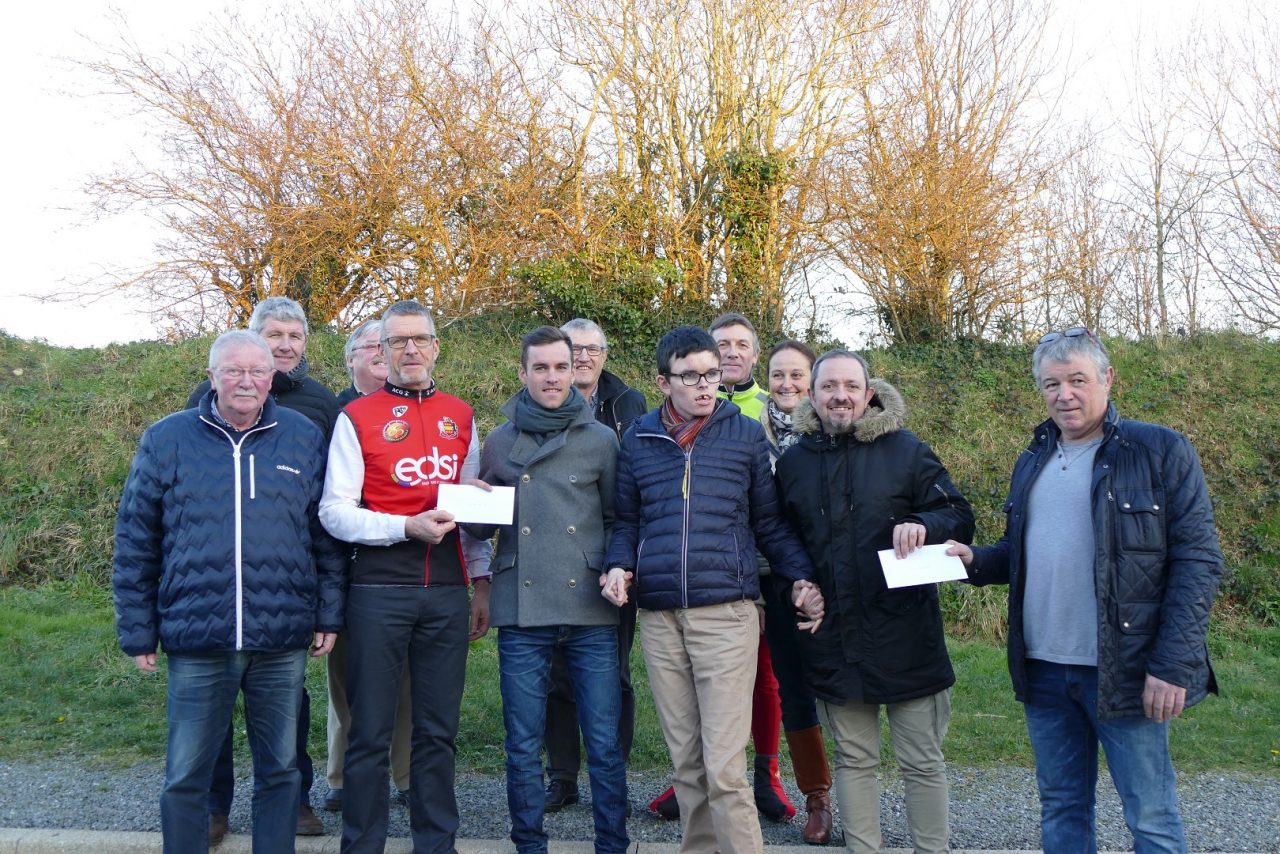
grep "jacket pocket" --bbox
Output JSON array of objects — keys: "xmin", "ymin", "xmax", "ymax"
[
  {"xmin": 1115, "ymin": 487, "xmax": 1165, "ymax": 553},
  {"xmin": 494, "ymin": 548, "xmax": 517, "ymax": 575},
  {"xmin": 584, "ymin": 550, "xmax": 604, "ymax": 572},
  {"xmin": 1117, "ymin": 601, "xmax": 1159, "ymax": 635}
]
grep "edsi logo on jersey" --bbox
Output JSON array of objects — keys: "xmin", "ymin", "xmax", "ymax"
[{"xmin": 392, "ymin": 447, "xmax": 459, "ymax": 486}]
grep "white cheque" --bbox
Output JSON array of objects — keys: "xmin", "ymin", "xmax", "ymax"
[
  {"xmin": 437, "ymin": 484, "xmax": 515, "ymax": 525},
  {"xmin": 877, "ymin": 543, "xmax": 968, "ymax": 589}
]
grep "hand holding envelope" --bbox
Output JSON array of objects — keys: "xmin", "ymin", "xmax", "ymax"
[
  {"xmin": 436, "ymin": 482, "xmax": 514, "ymax": 525},
  {"xmin": 877, "ymin": 543, "xmax": 968, "ymax": 588}
]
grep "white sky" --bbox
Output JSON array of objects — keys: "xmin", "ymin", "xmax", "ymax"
[{"xmin": 0, "ymin": 0, "xmax": 1224, "ymax": 346}]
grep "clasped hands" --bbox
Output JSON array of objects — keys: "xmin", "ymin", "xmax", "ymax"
[{"xmin": 601, "ymin": 568, "xmax": 825, "ymax": 633}]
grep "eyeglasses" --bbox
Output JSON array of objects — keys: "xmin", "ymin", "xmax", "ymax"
[
  {"xmin": 1038, "ymin": 326, "xmax": 1097, "ymax": 345},
  {"xmin": 570, "ymin": 344, "xmax": 607, "ymax": 357},
  {"xmin": 666, "ymin": 369, "xmax": 723, "ymax": 386},
  {"xmin": 352, "ymin": 343, "xmax": 381, "ymax": 352},
  {"xmin": 217, "ymin": 367, "xmax": 272, "ymax": 380},
  {"xmin": 383, "ymin": 334, "xmax": 437, "ymax": 350}
]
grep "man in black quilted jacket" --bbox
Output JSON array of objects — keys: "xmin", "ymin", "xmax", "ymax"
[
  {"xmin": 114, "ymin": 329, "xmax": 345, "ymax": 853},
  {"xmin": 949, "ymin": 327, "xmax": 1223, "ymax": 854}
]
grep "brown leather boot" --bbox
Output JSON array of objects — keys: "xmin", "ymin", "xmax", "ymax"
[{"xmin": 786, "ymin": 725, "xmax": 833, "ymax": 845}]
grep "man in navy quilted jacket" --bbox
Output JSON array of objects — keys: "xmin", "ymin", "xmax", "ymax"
[
  {"xmin": 949, "ymin": 327, "xmax": 1223, "ymax": 854},
  {"xmin": 113, "ymin": 330, "xmax": 345, "ymax": 853},
  {"xmin": 601, "ymin": 325, "xmax": 824, "ymax": 854}
]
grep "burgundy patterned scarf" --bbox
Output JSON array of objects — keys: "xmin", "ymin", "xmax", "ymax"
[{"xmin": 660, "ymin": 398, "xmax": 713, "ymax": 449}]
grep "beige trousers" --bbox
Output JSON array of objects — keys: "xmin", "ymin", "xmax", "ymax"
[
  {"xmin": 325, "ymin": 629, "xmax": 412, "ymax": 791},
  {"xmin": 641, "ymin": 600, "xmax": 763, "ymax": 854},
  {"xmin": 818, "ymin": 689, "xmax": 952, "ymax": 854}
]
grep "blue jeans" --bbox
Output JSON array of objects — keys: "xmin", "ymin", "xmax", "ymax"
[
  {"xmin": 162, "ymin": 649, "xmax": 306, "ymax": 854},
  {"xmin": 208, "ymin": 688, "xmax": 314, "ymax": 814},
  {"xmin": 1024, "ymin": 660, "xmax": 1186, "ymax": 854},
  {"xmin": 499, "ymin": 625, "xmax": 629, "ymax": 854}
]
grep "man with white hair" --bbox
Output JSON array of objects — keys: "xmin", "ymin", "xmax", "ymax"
[
  {"xmin": 184, "ymin": 295, "xmax": 340, "ymax": 840},
  {"xmin": 114, "ymin": 330, "xmax": 344, "ymax": 852}
]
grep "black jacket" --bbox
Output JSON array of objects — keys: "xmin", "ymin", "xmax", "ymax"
[
  {"xmin": 593, "ymin": 369, "xmax": 648, "ymax": 440},
  {"xmin": 967, "ymin": 403, "xmax": 1223, "ymax": 719},
  {"xmin": 775, "ymin": 380, "xmax": 974, "ymax": 705}
]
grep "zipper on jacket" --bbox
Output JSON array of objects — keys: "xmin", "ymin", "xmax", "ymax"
[
  {"xmin": 249, "ymin": 454, "xmax": 256, "ymax": 500},
  {"xmin": 199, "ymin": 414, "xmax": 275, "ymax": 651},
  {"xmin": 681, "ymin": 448, "xmax": 692, "ymax": 609},
  {"xmin": 232, "ymin": 444, "xmax": 244, "ymax": 649},
  {"xmin": 636, "ymin": 426, "xmax": 694, "ymax": 609}
]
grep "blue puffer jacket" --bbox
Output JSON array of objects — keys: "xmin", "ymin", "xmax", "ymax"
[
  {"xmin": 606, "ymin": 400, "xmax": 815, "ymax": 610},
  {"xmin": 113, "ymin": 393, "xmax": 346, "ymax": 656},
  {"xmin": 968, "ymin": 403, "xmax": 1223, "ymax": 720}
]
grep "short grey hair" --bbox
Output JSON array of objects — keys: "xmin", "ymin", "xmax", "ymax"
[
  {"xmin": 708, "ymin": 312, "xmax": 759, "ymax": 354},
  {"xmin": 343, "ymin": 319, "xmax": 382, "ymax": 381},
  {"xmin": 811, "ymin": 348, "xmax": 871, "ymax": 387},
  {"xmin": 1032, "ymin": 332, "xmax": 1110, "ymax": 386},
  {"xmin": 208, "ymin": 330, "xmax": 273, "ymax": 371},
  {"xmin": 248, "ymin": 296, "xmax": 308, "ymax": 336},
  {"xmin": 381, "ymin": 300, "xmax": 435, "ymax": 336},
  {"xmin": 560, "ymin": 318, "xmax": 608, "ymax": 349}
]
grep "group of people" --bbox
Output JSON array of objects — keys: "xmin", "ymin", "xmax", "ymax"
[{"xmin": 112, "ymin": 297, "xmax": 1224, "ymax": 854}]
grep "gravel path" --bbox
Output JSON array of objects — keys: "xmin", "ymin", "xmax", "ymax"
[{"xmin": 0, "ymin": 760, "xmax": 1274, "ymax": 851}]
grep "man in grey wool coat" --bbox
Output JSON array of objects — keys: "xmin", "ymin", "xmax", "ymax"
[{"xmin": 467, "ymin": 325, "xmax": 630, "ymax": 854}]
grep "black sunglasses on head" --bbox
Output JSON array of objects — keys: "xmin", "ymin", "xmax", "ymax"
[{"xmin": 1038, "ymin": 326, "xmax": 1096, "ymax": 345}]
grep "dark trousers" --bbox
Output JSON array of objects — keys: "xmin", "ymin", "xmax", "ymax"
[
  {"xmin": 208, "ymin": 688, "xmax": 314, "ymax": 814},
  {"xmin": 763, "ymin": 574, "xmax": 821, "ymax": 732},
  {"xmin": 341, "ymin": 584, "xmax": 469, "ymax": 854},
  {"xmin": 545, "ymin": 597, "xmax": 637, "ymax": 783}
]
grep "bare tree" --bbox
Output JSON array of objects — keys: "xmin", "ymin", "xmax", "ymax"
[
  {"xmin": 825, "ymin": 0, "xmax": 1053, "ymax": 344},
  {"xmin": 542, "ymin": 0, "xmax": 885, "ymax": 332},
  {"xmin": 85, "ymin": 0, "xmax": 563, "ymax": 330},
  {"xmin": 1202, "ymin": 3, "xmax": 1280, "ymax": 331}
]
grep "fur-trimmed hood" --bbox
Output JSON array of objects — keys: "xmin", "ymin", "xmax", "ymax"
[{"xmin": 792, "ymin": 377, "xmax": 906, "ymax": 443}]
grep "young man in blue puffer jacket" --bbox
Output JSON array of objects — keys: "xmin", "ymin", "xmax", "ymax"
[{"xmin": 601, "ymin": 325, "xmax": 824, "ymax": 854}]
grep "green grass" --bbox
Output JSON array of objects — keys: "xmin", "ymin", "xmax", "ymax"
[{"xmin": 2, "ymin": 584, "xmax": 1276, "ymax": 777}]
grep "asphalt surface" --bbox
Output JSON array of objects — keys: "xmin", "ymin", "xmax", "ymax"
[{"xmin": 0, "ymin": 758, "xmax": 1276, "ymax": 851}]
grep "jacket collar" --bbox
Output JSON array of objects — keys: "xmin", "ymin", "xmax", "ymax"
[
  {"xmin": 634, "ymin": 397, "xmax": 737, "ymax": 435},
  {"xmin": 199, "ymin": 390, "xmax": 278, "ymax": 435},
  {"xmin": 270, "ymin": 355, "xmax": 310, "ymax": 395},
  {"xmin": 792, "ymin": 378, "xmax": 906, "ymax": 446},
  {"xmin": 594, "ymin": 369, "xmax": 632, "ymax": 404},
  {"xmin": 1031, "ymin": 401, "xmax": 1121, "ymax": 449},
  {"xmin": 383, "ymin": 379, "xmax": 437, "ymax": 401}
]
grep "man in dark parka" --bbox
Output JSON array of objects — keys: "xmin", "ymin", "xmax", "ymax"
[{"xmin": 775, "ymin": 349, "xmax": 974, "ymax": 854}]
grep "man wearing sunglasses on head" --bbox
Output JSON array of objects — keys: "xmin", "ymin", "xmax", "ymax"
[{"xmin": 948, "ymin": 327, "xmax": 1223, "ymax": 854}]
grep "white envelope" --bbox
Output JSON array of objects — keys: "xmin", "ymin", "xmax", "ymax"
[
  {"xmin": 437, "ymin": 483, "xmax": 515, "ymax": 525},
  {"xmin": 877, "ymin": 543, "xmax": 968, "ymax": 589}
]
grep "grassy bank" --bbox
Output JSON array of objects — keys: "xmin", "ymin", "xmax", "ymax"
[
  {"xmin": 2, "ymin": 583, "xmax": 1275, "ymax": 776},
  {"xmin": 1, "ymin": 322, "xmax": 1277, "ymax": 776},
  {"xmin": 2, "ymin": 322, "xmax": 1277, "ymax": 631}
]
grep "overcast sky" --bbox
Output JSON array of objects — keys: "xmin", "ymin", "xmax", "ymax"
[{"xmin": 0, "ymin": 0, "xmax": 1221, "ymax": 346}]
